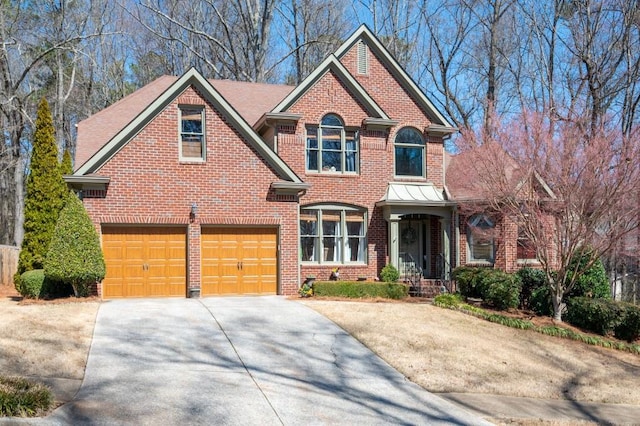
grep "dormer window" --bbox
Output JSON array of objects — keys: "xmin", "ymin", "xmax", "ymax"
[
  {"xmin": 180, "ymin": 106, "xmax": 205, "ymax": 160},
  {"xmin": 306, "ymin": 114, "xmax": 358, "ymax": 174}
]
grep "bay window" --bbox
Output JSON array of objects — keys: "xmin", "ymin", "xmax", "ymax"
[{"xmin": 300, "ymin": 206, "xmax": 366, "ymax": 263}]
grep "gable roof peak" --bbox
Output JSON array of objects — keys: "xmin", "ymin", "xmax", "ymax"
[
  {"xmin": 335, "ymin": 24, "xmax": 454, "ymax": 129},
  {"xmin": 271, "ymin": 54, "xmax": 389, "ymax": 120},
  {"xmin": 75, "ymin": 67, "xmax": 302, "ymax": 184}
]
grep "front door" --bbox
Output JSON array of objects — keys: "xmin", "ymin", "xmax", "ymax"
[{"xmin": 399, "ymin": 221, "xmax": 422, "ymax": 276}]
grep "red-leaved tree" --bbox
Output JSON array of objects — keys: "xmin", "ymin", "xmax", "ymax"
[{"xmin": 449, "ymin": 112, "xmax": 640, "ymax": 321}]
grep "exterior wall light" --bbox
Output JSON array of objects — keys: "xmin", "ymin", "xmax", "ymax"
[{"xmin": 190, "ymin": 202, "xmax": 198, "ymax": 221}]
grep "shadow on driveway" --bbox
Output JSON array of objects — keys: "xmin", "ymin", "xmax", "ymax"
[{"xmin": 42, "ymin": 296, "xmax": 491, "ymax": 425}]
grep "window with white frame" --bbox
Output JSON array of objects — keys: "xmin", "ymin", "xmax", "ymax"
[
  {"xmin": 306, "ymin": 114, "xmax": 358, "ymax": 174},
  {"xmin": 394, "ymin": 127, "xmax": 425, "ymax": 177},
  {"xmin": 180, "ymin": 106, "xmax": 205, "ymax": 160},
  {"xmin": 300, "ymin": 206, "xmax": 366, "ymax": 263},
  {"xmin": 467, "ymin": 214, "xmax": 495, "ymax": 263}
]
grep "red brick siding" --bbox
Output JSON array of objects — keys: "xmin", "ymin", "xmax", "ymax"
[
  {"xmin": 275, "ymin": 47, "xmax": 447, "ymax": 281},
  {"xmin": 82, "ymin": 86, "xmax": 300, "ymax": 296},
  {"xmin": 340, "ymin": 43, "xmax": 445, "ymax": 188}
]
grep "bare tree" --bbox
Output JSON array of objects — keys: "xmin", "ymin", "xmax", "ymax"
[
  {"xmin": 451, "ymin": 111, "xmax": 640, "ymax": 321},
  {"xmin": 418, "ymin": 0, "xmax": 517, "ymax": 133},
  {"xmin": 275, "ymin": 0, "xmax": 350, "ymax": 84},
  {"xmin": 135, "ymin": 0, "xmax": 278, "ymax": 82},
  {"xmin": 0, "ymin": 1, "xmax": 110, "ymax": 246}
]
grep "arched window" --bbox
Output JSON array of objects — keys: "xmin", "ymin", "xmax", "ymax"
[
  {"xmin": 467, "ymin": 215, "xmax": 495, "ymax": 263},
  {"xmin": 394, "ymin": 127, "xmax": 425, "ymax": 177},
  {"xmin": 306, "ymin": 114, "xmax": 358, "ymax": 174},
  {"xmin": 300, "ymin": 205, "xmax": 367, "ymax": 264}
]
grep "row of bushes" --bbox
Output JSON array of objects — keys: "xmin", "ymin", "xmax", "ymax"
[
  {"xmin": 453, "ymin": 258, "xmax": 610, "ymax": 314},
  {"xmin": 311, "ymin": 281, "xmax": 409, "ymax": 299},
  {"xmin": 566, "ymin": 298, "xmax": 640, "ymax": 342},
  {"xmin": 434, "ymin": 294, "xmax": 640, "ymax": 353}
]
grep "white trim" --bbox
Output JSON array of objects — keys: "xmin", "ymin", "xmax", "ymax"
[
  {"xmin": 76, "ymin": 68, "xmax": 303, "ymax": 184},
  {"xmin": 335, "ymin": 24, "xmax": 454, "ymax": 128},
  {"xmin": 178, "ymin": 105, "xmax": 206, "ymax": 162}
]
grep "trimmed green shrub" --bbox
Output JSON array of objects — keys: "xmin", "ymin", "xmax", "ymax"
[
  {"xmin": 313, "ymin": 281, "xmax": 408, "ymax": 299},
  {"xmin": 452, "ymin": 266, "xmax": 492, "ymax": 298},
  {"xmin": 44, "ymin": 191, "xmax": 106, "ymax": 297},
  {"xmin": 18, "ymin": 270, "xmax": 47, "ymax": 299},
  {"xmin": 516, "ymin": 267, "xmax": 547, "ymax": 310},
  {"xmin": 614, "ymin": 304, "xmax": 640, "ymax": 343},
  {"xmin": 529, "ymin": 285, "xmax": 553, "ymax": 316},
  {"xmin": 482, "ymin": 271, "xmax": 522, "ymax": 310},
  {"xmin": 17, "ymin": 98, "xmax": 67, "ymax": 278},
  {"xmin": 0, "ymin": 376, "xmax": 54, "ymax": 417},
  {"xmin": 566, "ymin": 253, "xmax": 610, "ymax": 299},
  {"xmin": 566, "ymin": 297, "xmax": 622, "ymax": 336},
  {"xmin": 380, "ymin": 264, "xmax": 400, "ymax": 282}
]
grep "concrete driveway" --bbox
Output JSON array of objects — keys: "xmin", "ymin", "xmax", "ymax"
[{"xmin": 44, "ymin": 296, "xmax": 490, "ymax": 425}]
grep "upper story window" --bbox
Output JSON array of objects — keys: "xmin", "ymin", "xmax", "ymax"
[
  {"xmin": 306, "ymin": 114, "xmax": 358, "ymax": 174},
  {"xmin": 180, "ymin": 106, "xmax": 205, "ymax": 160},
  {"xmin": 394, "ymin": 127, "xmax": 425, "ymax": 177},
  {"xmin": 300, "ymin": 205, "xmax": 367, "ymax": 264},
  {"xmin": 467, "ymin": 214, "xmax": 495, "ymax": 263}
]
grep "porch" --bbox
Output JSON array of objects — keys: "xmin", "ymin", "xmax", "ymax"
[{"xmin": 376, "ymin": 182, "xmax": 456, "ymax": 296}]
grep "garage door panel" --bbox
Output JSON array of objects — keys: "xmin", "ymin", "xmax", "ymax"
[
  {"xmin": 201, "ymin": 227, "xmax": 277, "ymax": 296},
  {"xmin": 102, "ymin": 226, "xmax": 186, "ymax": 298}
]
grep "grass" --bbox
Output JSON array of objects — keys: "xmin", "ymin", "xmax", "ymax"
[
  {"xmin": 433, "ymin": 294, "xmax": 640, "ymax": 354},
  {"xmin": 302, "ymin": 298, "xmax": 640, "ymax": 406},
  {"xmin": 0, "ymin": 376, "xmax": 54, "ymax": 417}
]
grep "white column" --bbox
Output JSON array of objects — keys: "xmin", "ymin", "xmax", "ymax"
[
  {"xmin": 440, "ymin": 218, "xmax": 451, "ymax": 279},
  {"xmin": 389, "ymin": 218, "xmax": 400, "ymax": 268}
]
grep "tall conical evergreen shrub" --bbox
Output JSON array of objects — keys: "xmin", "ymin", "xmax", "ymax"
[
  {"xmin": 61, "ymin": 149, "xmax": 73, "ymax": 175},
  {"xmin": 17, "ymin": 98, "xmax": 67, "ymax": 279},
  {"xmin": 44, "ymin": 190, "xmax": 105, "ymax": 297}
]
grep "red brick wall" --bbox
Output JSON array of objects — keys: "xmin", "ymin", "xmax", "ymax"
[
  {"xmin": 274, "ymin": 45, "xmax": 447, "ymax": 281},
  {"xmin": 82, "ymin": 86, "xmax": 300, "ymax": 296},
  {"xmin": 340, "ymin": 43, "xmax": 444, "ymax": 188}
]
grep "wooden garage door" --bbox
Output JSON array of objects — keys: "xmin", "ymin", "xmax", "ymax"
[
  {"xmin": 201, "ymin": 227, "xmax": 277, "ymax": 295},
  {"xmin": 102, "ymin": 226, "xmax": 186, "ymax": 298}
]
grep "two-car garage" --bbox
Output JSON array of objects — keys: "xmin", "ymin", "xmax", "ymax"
[{"xmin": 101, "ymin": 226, "xmax": 278, "ymax": 299}]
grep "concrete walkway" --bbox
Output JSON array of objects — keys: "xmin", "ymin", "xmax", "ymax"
[{"xmin": 32, "ymin": 296, "xmax": 491, "ymax": 425}]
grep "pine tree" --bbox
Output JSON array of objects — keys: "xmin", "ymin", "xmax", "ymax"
[
  {"xmin": 44, "ymin": 190, "xmax": 106, "ymax": 297},
  {"xmin": 16, "ymin": 98, "xmax": 67, "ymax": 277}
]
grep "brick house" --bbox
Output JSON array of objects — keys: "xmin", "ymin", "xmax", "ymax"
[{"xmin": 68, "ymin": 25, "xmax": 478, "ymax": 298}]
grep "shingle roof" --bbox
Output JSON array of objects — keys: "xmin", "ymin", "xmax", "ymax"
[{"xmin": 75, "ymin": 76, "xmax": 294, "ymax": 170}]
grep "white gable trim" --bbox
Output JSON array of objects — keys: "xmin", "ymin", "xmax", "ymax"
[
  {"xmin": 76, "ymin": 68, "xmax": 303, "ymax": 183},
  {"xmin": 271, "ymin": 55, "xmax": 389, "ymax": 120},
  {"xmin": 335, "ymin": 24, "xmax": 454, "ymax": 128}
]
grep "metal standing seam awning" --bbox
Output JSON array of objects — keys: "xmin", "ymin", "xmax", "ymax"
[{"xmin": 376, "ymin": 182, "xmax": 454, "ymax": 207}]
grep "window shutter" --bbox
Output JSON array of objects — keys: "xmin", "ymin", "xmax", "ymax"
[{"xmin": 357, "ymin": 41, "xmax": 369, "ymax": 75}]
